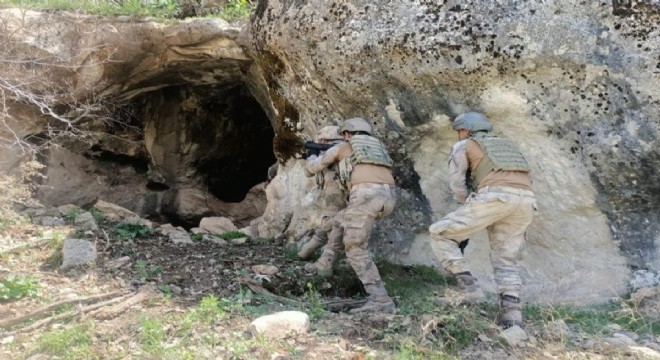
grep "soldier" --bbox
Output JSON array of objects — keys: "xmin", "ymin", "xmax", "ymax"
[
  {"xmin": 429, "ymin": 112, "xmax": 535, "ymax": 328},
  {"xmin": 298, "ymin": 126, "xmax": 347, "ymax": 260},
  {"xmin": 304, "ymin": 117, "xmax": 398, "ymax": 314}
]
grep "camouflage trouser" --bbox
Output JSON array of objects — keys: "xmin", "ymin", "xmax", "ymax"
[
  {"xmin": 429, "ymin": 186, "xmax": 535, "ymax": 298},
  {"xmin": 312, "ymin": 190, "xmax": 347, "ymax": 245},
  {"xmin": 337, "ymin": 183, "xmax": 398, "ymax": 287}
]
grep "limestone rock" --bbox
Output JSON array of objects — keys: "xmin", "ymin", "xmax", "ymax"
[
  {"xmin": 61, "ymin": 239, "xmax": 97, "ymax": 269},
  {"xmin": 249, "ymin": 311, "xmax": 310, "ymax": 339}
]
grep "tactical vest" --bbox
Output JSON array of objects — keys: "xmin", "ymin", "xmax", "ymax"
[
  {"xmin": 338, "ymin": 135, "xmax": 393, "ymax": 188},
  {"xmin": 469, "ymin": 133, "xmax": 530, "ymax": 187}
]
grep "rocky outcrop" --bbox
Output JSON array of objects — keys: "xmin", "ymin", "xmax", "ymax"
[
  {"xmin": 1, "ymin": 1, "xmax": 658, "ymax": 303},
  {"xmin": 250, "ymin": 0, "xmax": 659, "ymax": 302}
]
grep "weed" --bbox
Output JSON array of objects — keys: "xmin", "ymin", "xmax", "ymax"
[
  {"xmin": 114, "ymin": 222, "xmax": 153, "ymax": 241},
  {"xmin": 89, "ymin": 207, "xmax": 105, "ymax": 221},
  {"xmin": 305, "ymin": 282, "xmax": 326, "ymax": 320},
  {"xmin": 0, "ymin": 275, "xmax": 38, "ymax": 300},
  {"xmin": 394, "ymin": 341, "xmax": 456, "ymax": 360},
  {"xmin": 134, "ymin": 260, "xmax": 163, "ymax": 280},
  {"xmin": 63, "ymin": 208, "xmax": 83, "ymax": 222},
  {"xmin": 380, "ymin": 263, "xmax": 450, "ymax": 315},
  {"xmin": 158, "ymin": 284, "xmax": 172, "ymax": 295},
  {"xmin": 36, "ymin": 324, "xmax": 95, "ymax": 358},
  {"xmin": 190, "ymin": 233, "xmax": 204, "ymax": 242},
  {"xmin": 284, "ymin": 244, "xmax": 299, "ymax": 261},
  {"xmin": 215, "ymin": 230, "xmax": 248, "ymax": 240},
  {"xmin": 138, "ymin": 316, "xmax": 166, "ymax": 355}
]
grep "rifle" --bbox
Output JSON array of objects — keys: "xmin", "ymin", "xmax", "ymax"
[{"xmin": 303, "ymin": 141, "xmax": 333, "ymax": 158}]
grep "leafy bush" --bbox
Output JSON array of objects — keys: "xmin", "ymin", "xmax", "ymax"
[
  {"xmin": 0, "ymin": 275, "xmax": 39, "ymax": 301},
  {"xmin": 114, "ymin": 222, "xmax": 153, "ymax": 240}
]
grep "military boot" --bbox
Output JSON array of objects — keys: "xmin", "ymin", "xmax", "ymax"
[
  {"xmin": 297, "ymin": 236, "xmax": 323, "ymax": 259},
  {"xmin": 435, "ymin": 272, "xmax": 486, "ymax": 306},
  {"xmin": 349, "ymin": 282, "xmax": 396, "ymax": 314},
  {"xmin": 497, "ymin": 294, "xmax": 523, "ymax": 328},
  {"xmin": 303, "ymin": 250, "xmax": 336, "ymax": 277}
]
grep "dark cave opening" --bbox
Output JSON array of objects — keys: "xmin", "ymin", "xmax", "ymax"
[
  {"xmin": 140, "ymin": 82, "xmax": 276, "ymax": 204},
  {"xmin": 193, "ymin": 85, "xmax": 276, "ymax": 203}
]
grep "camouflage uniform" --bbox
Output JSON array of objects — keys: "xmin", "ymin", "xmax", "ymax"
[
  {"xmin": 298, "ymin": 154, "xmax": 347, "ymax": 259},
  {"xmin": 305, "ymin": 118, "xmax": 398, "ymax": 313},
  {"xmin": 430, "ymin": 115, "xmax": 535, "ymax": 327}
]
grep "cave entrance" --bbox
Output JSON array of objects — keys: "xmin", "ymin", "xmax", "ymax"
[{"xmin": 138, "ymin": 81, "xmax": 276, "ymax": 204}]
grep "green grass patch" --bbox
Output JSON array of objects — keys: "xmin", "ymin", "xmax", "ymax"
[
  {"xmin": 0, "ymin": 0, "xmax": 181, "ymax": 18},
  {"xmin": 138, "ymin": 316, "xmax": 166, "ymax": 355},
  {"xmin": 0, "ymin": 274, "xmax": 38, "ymax": 301},
  {"xmin": 379, "ymin": 263, "xmax": 451, "ymax": 315},
  {"xmin": 214, "ymin": 230, "xmax": 248, "ymax": 240},
  {"xmin": 134, "ymin": 260, "xmax": 163, "ymax": 280},
  {"xmin": 525, "ymin": 301, "xmax": 660, "ymax": 336},
  {"xmin": 36, "ymin": 324, "xmax": 96, "ymax": 359}
]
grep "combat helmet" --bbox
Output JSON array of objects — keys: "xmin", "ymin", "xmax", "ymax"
[
  {"xmin": 340, "ymin": 117, "xmax": 372, "ymax": 135},
  {"xmin": 315, "ymin": 125, "xmax": 343, "ymax": 142},
  {"xmin": 452, "ymin": 112, "xmax": 493, "ymax": 132}
]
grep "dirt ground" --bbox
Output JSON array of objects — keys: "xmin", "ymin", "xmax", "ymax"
[{"xmin": 1, "ymin": 215, "xmax": 658, "ymax": 359}]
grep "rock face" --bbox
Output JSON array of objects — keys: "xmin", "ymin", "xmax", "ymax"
[
  {"xmin": 0, "ymin": 9, "xmax": 273, "ymax": 227},
  {"xmin": 1, "ymin": 1, "xmax": 658, "ymax": 303},
  {"xmin": 249, "ymin": 1, "xmax": 659, "ymax": 301}
]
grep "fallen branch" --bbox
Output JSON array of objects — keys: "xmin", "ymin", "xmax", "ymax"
[
  {"xmin": 322, "ymin": 298, "xmax": 367, "ymax": 312},
  {"xmin": 2, "ymin": 291, "xmax": 135, "ymax": 335},
  {"xmin": 0, "ymin": 290, "xmax": 127, "ymax": 330},
  {"xmin": 87, "ymin": 286, "xmax": 159, "ymax": 320},
  {"xmin": 236, "ymin": 278, "xmax": 304, "ymax": 307},
  {"xmin": 0, "ymin": 238, "xmax": 52, "ymax": 255}
]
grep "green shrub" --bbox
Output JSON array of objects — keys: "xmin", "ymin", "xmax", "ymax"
[
  {"xmin": 0, "ymin": 275, "xmax": 39, "ymax": 300},
  {"xmin": 114, "ymin": 222, "xmax": 153, "ymax": 241}
]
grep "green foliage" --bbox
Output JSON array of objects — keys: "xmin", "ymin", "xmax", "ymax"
[
  {"xmin": 190, "ymin": 233, "xmax": 204, "ymax": 242},
  {"xmin": 214, "ymin": 230, "xmax": 248, "ymax": 240},
  {"xmin": 394, "ymin": 342, "xmax": 456, "ymax": 360},
  {"xmin": 89, "ymin": 207, "xmax": 105, "ymax": 221},
  {"xmin": 138, "ymin": 317, "xmax": 166, "ymax": 355},
  {"xmin": 283, "ymin": 244, "xmax": 299, "ymax": 261},
  {"xmin": 524, "ymin": 301, "xmax": 660, "ymax": 336},
  {"xmin": 305, "ymin": 282, "xmax": 325, "ymax": 320},
  {"xmin": 114, "ymin": 222, "xmax": 153, "ymax": 241},
  {"xmin": 380, "ymin": 263, "xmax": 451, "ymax": 315},
  {"xmin": 218, "ymin": 0, "xmax": 252, "ymax": 21},
  {"xmin": 134, "ymin": 260, "xmax": 163, "ymax": 280},
  {"xmin": 36, "ymin": 324, "xmax": 94, "ymax": 358},
  {"xmin": 0, "ymin": 0, "xmax": 181, "ymax": 18},
  {"xmin": 0, "ymin": 275, "xmax": 38, "ymax": 301},
  {"xmin": 63, "ymin": 208, "xmax": 83, "ymax": 222}
]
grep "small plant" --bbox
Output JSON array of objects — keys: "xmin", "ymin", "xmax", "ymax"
[
  {"xmin": 190, "ymin": 233, "xmax": 204, "ymax": 242},
  {"xmin": 63, "ymin": 208, "xmax": 83, "ymax": 222},
  {"xmin": 305, "ymin": 282, "xmax": 325, "ymax": 320},
  {"xmin": 36, "ymin": 324, "xmax": 94, "ymax": 358},
  {"xmin": 138, "ymin": 316, "xmax": 166, "ymax": 355},
  {"xmin": 135, "ymin": 260, "xmax": 163, "ymax": 280},
  {"xmin": 214, "ymin": 230, "xmax": 248, "ymax": 240},
  {"xmin": 158, "ymin": 284, "xmax": 172, "ymax": 295},
  {"xmin": 89, "ymin": 207, "xmax": 105, "ymax": 221},
  {"xmin": 114, "ymin": 222, "xmax": 153, "ymax": 241},
  {"xmin": 254, "ymin": 237, "xmax": 274, "ymax": 245},
  {"xmin": 283, "ymin": 244, "xmax": 299, "ymax": 261},
  {"xmin": 0, "ymin": 275, "xmax": 39, "ymax": 301}
]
